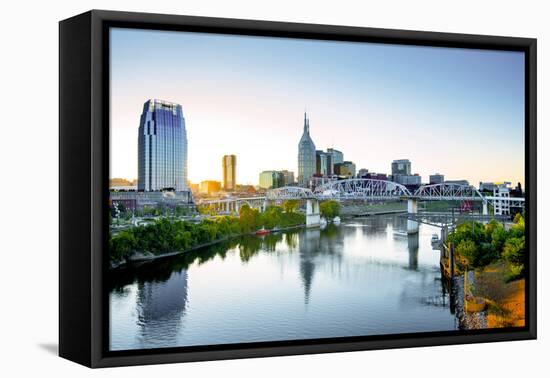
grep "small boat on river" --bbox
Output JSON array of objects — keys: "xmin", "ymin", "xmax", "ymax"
[{"xmin": 255, "ymin": 228, "xmax": 271, "ymax": 236}]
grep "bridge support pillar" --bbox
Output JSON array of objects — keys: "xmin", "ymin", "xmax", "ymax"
[
  {"xmin": 407, "ymin": 198, "xmax": 418, "ymax": 234},
  {"xmin": 441, "ymin": 226, "xmax": 448, "ymax": 244},
  {"xmin": 235, "ymin": 202, "xmax": 240, "ymax": 215},
  {"xmin": 306, "ymin": 199, "xmax": 321, "ymax": 227},
  {"xmin": 262, "ymin": 200, "xmax": 267, "ymax": 213},
  {"xmin": 482, "ymin": 202, "xmax": 488, "ymax": 215}
]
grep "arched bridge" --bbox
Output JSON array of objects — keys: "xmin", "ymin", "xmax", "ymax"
[
  {"xmin": 266, "ymin": 186, "xmax": 315, "ymax": 200},
  {"xmin": 313, "ymin": 178, "xmax": 411, "ymax": 199},
  {"xmin": 198, "ymin": 179, "xmax": 525, "ymax": 228},
  {"xmin": 412, "ymin": 183, "xmax": 486, "ymax": 201}
]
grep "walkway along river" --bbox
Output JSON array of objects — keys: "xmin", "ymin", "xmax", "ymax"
[{"xmin": 108, "ymin": 214, "xmax": 460, "ymax": 351}]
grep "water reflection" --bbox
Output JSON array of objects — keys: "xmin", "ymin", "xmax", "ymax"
[
  {"xmin": 109, "ymin": 215, "xmax": 457, "ymax": 351},
  {"xmin": 407, "ymin": 234, "xmax": 419, "ymax": 271},
  {"xmin": 298, "ymin": 228, "xmax": 320, "ymax": 304},
  {"xmin": 136, "ymin": 270, "xmax": 188, "ymax": 347}
]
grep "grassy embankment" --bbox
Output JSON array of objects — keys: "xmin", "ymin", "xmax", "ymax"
[
  {"xmin": 473, "ymin": 262, "xmax": 525, "ymax": 327},
  {"xmin": 448, "ymin": 213, "xmax": 526, "ymax": 327}
]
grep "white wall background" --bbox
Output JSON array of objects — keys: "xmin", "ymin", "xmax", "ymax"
[{"xmin": 0, "ymin": 0, "xmax": 547, "ymax": 376}]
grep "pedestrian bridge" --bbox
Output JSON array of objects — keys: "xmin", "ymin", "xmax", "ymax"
[{"xmin": 198, "ymin": 179, "xmax": 525, "ymax": 229}]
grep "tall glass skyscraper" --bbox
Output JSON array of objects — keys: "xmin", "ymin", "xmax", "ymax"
[
  {"xmin": 138, "ymin": 99, "xmax": 188, "ymax": 191},
  {"xmin": 298, "ymin": 112, "xmax": 316, "ymax": 187}
]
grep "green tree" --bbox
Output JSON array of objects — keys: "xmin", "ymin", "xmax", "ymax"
[
  {"xmin": 110, "ymin": 231, "xmax": 136, "ymax": 261},
  {"xmin": 174, "ymin": 205, "xmax": 188, "ymax": 217},
  {"xmin": 503, "ymin": 236, "xmax": 525, "ymax": 279},
  {"xmin": 455, "ymin": 239, "xmax": 477, "ymax": 269},
  {"xmin": 239, "ymin": 204, "xmax": 261, "ymax": 232},
  {"xmin": 261, "ymin": 206, "xmax": 283, "ymax": 229},
  {"xmin": 320, "ymin": 200, "xmax": 340, "ymax": 220},
  {"xmin": 283, "ymin": 200, "xmax": 299, "ymax": 213},
  {"xmin": 511, "ymin": 214, "xmax": 525, "ymax": 234},
  {"xmin": 491, "ymin": 226, "xmax": 508, "ymax": 254}
]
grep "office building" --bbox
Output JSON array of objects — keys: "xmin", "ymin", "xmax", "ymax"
[
  {"xmin": 334, "ymin": 161, "xmax": 356, "ymax": 177},
  {"xmin": 222, "ymin": 155, "xmax": 237, "ymax": 191},
  {"xmin": 199, "ymin": 180, "xmax": 222, "ymax": 195},
  {"xmin": 391, "ymin": 159, "xmax": 411, "ymax": 176},
  {"xmin": 429, "ymin": 173, "xmax": 445, "ymax": 185},
  {"xmin": 138, "ymin": 99, "xmax": 188, "ymax": 191},
  {"xmin": 326, "ymin": 148, "xmax": 344, "ymax": 175},
  {"xmin": 397, "ymin": 174, "xmax": 421, "ymax": 186},
  {"xmin": 484, "ymin": 182, "xmax": 512, "ymax": 215},
  {"xmin": 259, "ymin": 171, "xmax": 284, "ymax": 189},
  {"xmin": 298, "ymin": 112, "xmax": 316, "ymax": 186},
  {"xmin": 280, "ymin": 170, "xmax": 295, "ymax": 186},
  {"xmin": 357, "ymin": 168, "xmax": 369, "ymax": 178},
  {"xmin": 365, "ymin": 172, "xmax": 388, "ymax": 181},
  {"xmin": 316, "ymin": 150, "xmax": 329, "ymax": 176}
]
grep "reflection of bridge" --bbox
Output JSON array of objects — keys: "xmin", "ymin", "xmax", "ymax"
[{"xmin": 198, "ymin": 180, "xmax": 525, "ymax": 230}]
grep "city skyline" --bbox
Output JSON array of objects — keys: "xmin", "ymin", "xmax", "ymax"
[{"xmin": 110, "ymin": 28, "xmax": 525, "ymax": 187}]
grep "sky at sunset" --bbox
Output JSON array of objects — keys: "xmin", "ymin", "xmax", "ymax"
[{"xmin": 109, "ymin": 27, "xmax": 525, "ymax": 187}]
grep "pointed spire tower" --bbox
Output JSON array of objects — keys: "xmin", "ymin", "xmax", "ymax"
[{"xmin": 298, "ymin": 111, "xmax": 316, "ymax": 187}]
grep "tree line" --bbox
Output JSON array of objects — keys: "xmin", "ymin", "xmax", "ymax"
[
  {"xmin": 448, "ymin": 213, "xmax": 526, "ymax": 280},
  {"xmin": 109, "ymin": 203, "xmax": 306, "ymax": 263}
]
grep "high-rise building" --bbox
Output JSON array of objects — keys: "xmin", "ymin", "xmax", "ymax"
[
  {"xmin": 298, "ymin": 112, "xmax": 316, "ymax": 187},
  {"xmin": 316, "ymin": 150, "xmax": 328, "ymax": 176},
  {"xmin": 138, "ymin": 99, "xmax": 188, "ymax": 191},
  {"xmin": 391, "ymin": 159, "xmax": 411, "ymax": 176},
  {"xmin": 280, "ymin": 170, "xmax": 295, "ymax": 186},
  {"xmin": 259, "ymin": 171, "xmax": 284, "ymax": 189},
  {"xmin": 334, "ymin": 161, "xmax": 356, "ymax": 177},
  {"xmin": 315, "ymin": 150, "xmax": 328, "ymax": 176},
  {"xmin": 222, "ymin": 155, "xmax": 237, "ymax": 191},
  {"xmin": 429, "ymin": 173, "xmax": 445, "ymax": 184},
  {"xmin": 326, "ymin": 148, "xmax": 343, "ymax": 175},
  {"xmin": 357, "ymin": 168, "xmax": 369, "ymax": 178},
  {"xmin": 398, "ymin": 174, "xmax": 421, "ymax": 186}
]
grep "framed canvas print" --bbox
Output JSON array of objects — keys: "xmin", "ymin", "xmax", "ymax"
[{"xmin": 59, "ymin": 10, "xmax": 537, "ymax": 368}]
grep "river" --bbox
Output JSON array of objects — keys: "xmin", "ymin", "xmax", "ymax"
[{"xmin": 109, "ymin": 214, "xmax": 458, "ymax": 351}]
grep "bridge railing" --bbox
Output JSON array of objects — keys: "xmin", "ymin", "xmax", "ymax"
[
  {"xmin": 313, "ymin": 178, "xmax": 411, "ymax": 199},
  {"xmin": 197, "ymin": 181, "xmax": 525, "ymax": 209},
  {"xmin": 413, "ymin": 183, "xmax": 486, "ymax": 202}
]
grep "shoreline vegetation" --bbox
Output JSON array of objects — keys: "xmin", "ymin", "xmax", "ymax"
[
  {"xmin": 448, "ymin": 213, "xmax": 526, "ymax": 327},
  {"xmin": 109, "ymin": 200, "xmax": 342, "ymax": 269}
]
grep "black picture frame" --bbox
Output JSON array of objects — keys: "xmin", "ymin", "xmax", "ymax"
[{"xmin": 59, "ymin": 9, "xmax": 537, "ymax": 368}]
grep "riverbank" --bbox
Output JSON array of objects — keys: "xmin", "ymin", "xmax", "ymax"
[
  {"xmin": 473, "ymin": 262, "xmax": 525, "ymax": 328},
  {"xmin": 452, "ymin": 261, "xmax": 525, "ymax": 329},
  {"xmin": 111, "ymin": 222, "xmax": 307, "ymax": 270},
  {"xmin": 453, "ymin": 274, "xmax": 487, "ymax": 329}
]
